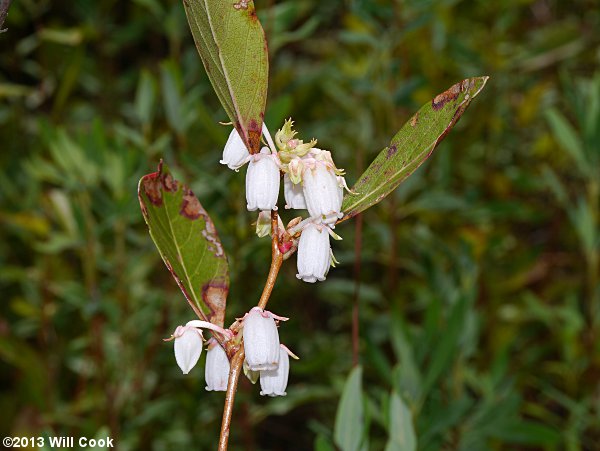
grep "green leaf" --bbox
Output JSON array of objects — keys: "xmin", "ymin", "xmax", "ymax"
[
  {"xmin": 340, "ymin": 76, "xmax": 488, "ymax": 222},
  {"xmin": 334, "ymin": 366, "xmax": 365, "ymax": 451},
  {"xmin": 184, "ymin": 0, "xmax": 268, "ymax": 154},
  {"xmin": 138, "ymin": 162, "xmax": 229, "ymax": 327},
  {"xmin": 545, "ymin": 108, "xmax": 588, "ymax": 176},
  {"xmin": 385, "ymin": 392, "xmax": 417, "ymax": 451},
  {"xmin": 135, "ymin": 69, "xmax": 157, "ymax": 128}
]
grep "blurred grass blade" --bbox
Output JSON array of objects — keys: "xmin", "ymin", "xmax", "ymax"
[
  {"xmin": 334, "ymin": 365, "xmax": 365, "ymax": 451},
  {"xmin": 184, "ymin": 0, "xmax": 268, "ymax": 154},
  {"xmin": 135, "ymin": 69, "xmax": 157, "ymax": 129},
  {"xmin": 340, "ymin": 76, "xmax": 488, "ymax": 222},
  {"xmin": 138, "ymin": 161, "xmax": 229, "ymax": 327},
  {"xmin": 545, "ymin": 108, "xmax": 588, "ymax": 176},
  {"xmin": 385, "ymin": 392, "xmax": 416, "ymax": 451}
]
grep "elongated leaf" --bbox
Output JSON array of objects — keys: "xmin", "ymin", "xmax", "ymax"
[
  {"xmin": 545, "ymin": 108, "xmax": 588, "ymax": 176},
  {"xmin": 184, "ymin": 0, "xmax": 268, "ymax": 154},
  {"xmin": 385, "ymin": 392, "xmax": 416, "ymax": 451},
  {"xmin": 138, "ymin": 161, "xmax": 228, "ymax": 326},
  {"xmin": 340, "ymin": 76, "xmax": 489, "ymax": 222},
  {"xmin": 334, "ymin": 366, "xmax": 365, "ymax": 451}
]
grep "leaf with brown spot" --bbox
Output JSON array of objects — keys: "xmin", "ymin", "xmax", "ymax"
[
  {"xmin": 183, "ymin": 0, "xmax": 268, "ymax": 154},
  {"xmin": 138, "ymin": 162, "xmax": 229, "ymax": 326},
  {"xmin": 339, "ymin": 76, "xmax": 488, "ymax": 223}
]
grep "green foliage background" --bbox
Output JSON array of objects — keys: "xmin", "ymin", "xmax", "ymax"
[{"xmin": 1, "ymin": 0, "xmax": 599, "ymax": 449}]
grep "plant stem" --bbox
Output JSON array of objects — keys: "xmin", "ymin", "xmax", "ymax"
[
  {"xmin": 218, "ymin": 348, "xmax": 245, "ymax": 451},
  {"xmin": 352, "ymin": 212, "xmax": 363, "ymax": 366},
  {"xmin": 258, "ymin": 211, "xmax": 283, "ymax": 310},
  {"xmin": 0, "ymin": 0, "xmax": 11, "ymax": 32},
  {"xmin": 217, "ymin": 211, "xmax": 283, "ymax": 450}
]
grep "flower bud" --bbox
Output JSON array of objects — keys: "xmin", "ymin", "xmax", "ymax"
[
  {"xmin": 173, "ymin": 326, "xmax": 204, "ymax": 375},
  {"xmin": 303, "ymin": 162, "xmax": 343, "ymax": 224},
  {"xmin": 283, "ymin": 174, "xmax": 307, "ymax": 209},
  {"xmin": 260, "ymin": 345, "xmax": 290, "ymax": 397},
  {"xmin": 220, "ymin": 128, "xmax": 250, "ymax": 170},
  {"xmin": 296, "ymin": 223, "xmax": 331, "ymax": 283},
  {"xmin": 246, "ymin": 148, "xmax": 281, "ymax": 211},
  {"xmin": 205, "ymin": 340, "xmax": 230, "ymax": 391},
  {"xmin": 243, "ymin": 307, "xmax": 281, "ymax": 371},
  {"xmin": 255, "ymin": 211, "xmax": 272, "ymax": 238}
]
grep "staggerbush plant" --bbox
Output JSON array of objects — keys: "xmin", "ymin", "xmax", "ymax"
[{"xmin": 137, "ymin": 1, "xmax": 487, "ymax": 449}]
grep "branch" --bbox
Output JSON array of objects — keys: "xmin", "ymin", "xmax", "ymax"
[
  {"xmin": 258, "ymin": 210, "xmax": 283, "ymax": 310},
  {"xmin": 0, "ymin": 0, "xmax": 11, "ymax": 33},
  {"xmin": 217, "ymin": 210, "xmax": 284, "ymax": 450},
  {"xmin": 217, "ymin": 348, "xmax": 245, "ymax": 451}
]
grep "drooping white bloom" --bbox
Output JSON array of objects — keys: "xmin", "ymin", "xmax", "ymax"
[
  {"xmin": 302, "ymin": 161, "xmax": 343, "ymax": 224},
  {"xmin": 283, "ymin": 174, "xmax": 306, "ymax": 209},
  {"xmin": 205, "ymin": 340, "xmax": 230, "ymax": 391},
  {"xmin": 173, "ymin": 326, "xmax": 204, "ymax": 375},
  {"xmin": 246, "ymin": 147, "xmax": 281, "ymax": 211},
  {"xmin": 220, "ymin": 128, "xmax": 250, "ymax": 171},
  {"xmin": 166, "ymin": 320, "xmax": 232, "ymax": 375},
  {"xmin": 243, "ymin": 307, "xmax": 287, "ymax": 371},
  {"xmin": 296, "ymin": 223, "xmax": 331, "ymax": 283},
  {"xmin": 260, "ymin": 345, "xmax": 290, "ymax": 396}
]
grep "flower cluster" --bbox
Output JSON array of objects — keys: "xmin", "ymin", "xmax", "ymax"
[
  {"xmin": 221, "ymin": 120, "xmax": 348, "ymax": 283},
  {"xmin": 242, "ymin": 307, "xmax": 296, "ymax": 396},
  {"xmin": 167, "ymin": 307, "xmax": 296, "ymax": 397},
  {"xmin": 165, "ymin": 320, "xmax": 232, "ymax": 391}
]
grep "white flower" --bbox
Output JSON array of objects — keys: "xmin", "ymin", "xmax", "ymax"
[
  {"xmin": 166, "ymin": 320, "xmax": 232, "ymax": 375},
  {"xmin": 283, "ymin": 174, "xmax": 307, "ymax": 209},
  {"xmin": 243, "ymin": 307, "xmax": 287, "ymax": 371},
  {"xmin": 205, "ymin": 340, "xmax": 230, "ymax": 391},
  {"xmin": 296, "ymin": 223, "xmax": 331, "ymax": 283},
  {"xmin": 220, "ymin": 128, "xmax": 250, "ymax": 171},
  {"xmin": 246, "ymin": 148, "xmax": 281, "ymax": 211},
  {"xmin": 260, "ymin": 345, "xmax": 290, "ymax": 397},
  {"xmin": 173, "ymin": 326, "xmax": 204, "ymax": 375},
  {"xmin": 302, "ymin": 161, "xmax": 343, "ymax": 224}
]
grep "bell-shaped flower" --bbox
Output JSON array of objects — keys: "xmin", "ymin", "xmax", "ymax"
[
  {"xmin": 165, "ymin": 320, "xmax": 232, "ymax": 375},
  {"xmin": 246, "ymin": 148, "xmax": 281, "ymax": 211},
  {"xmin": 205, "ymin": 339, "xmax": 230, "ymax": 391},
  {"xmin": 220, "ymin": 128, "xmax": 250, "ymax": 171},
  {"xmin": 243, "ymin": 307, "xmax": 288, "ymax": 371},
  {"xmin": 173, "ymin": 326, "xmax": 204, "ymax": 375},
  {"xmin": 302, "ymin": 161, "xmax": 343, "ymax": 224},
  {"xmin": 283, "ymin": 174, "xmax": 307, "ymax": 209},
  {"xmin": 260, "ymin": 345, "xmax": 292, "ymax": 397},
  {"xmin": 296, "ymin": 223, "xmax": 332, "ymax": 283}
]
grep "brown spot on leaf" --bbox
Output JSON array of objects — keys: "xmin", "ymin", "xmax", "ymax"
[
  {"xmin": 143, "ymin": 175, "xmax": 163, "ymax": 206},
  {"xmin": 247, "ymin": 119, "xmax": 262, "ymax": 154},
  {"xmin": 180, "ymin": 189, "xmax": 202, "ymax": 220},
  {"xmin": 203, "ymin": 282, "xmax": 228, "ymax": 327},
  {"xmin": 179, "ymin": 189, "xmax": 226, "ymax": 257},
  {"xmin": 432, "ymin": 82, "xmax": 462, "ymax": 111},
  {"xmin": 387, "ymin": 144, "xmax": 398, "ymax": 158},
  {"xmin": 410, "ymin": 112, "xmax": 419, "ymax": 127},
  {"xmin": 161, "ymin": 172, "xmax": 178, "ymax": 192}
]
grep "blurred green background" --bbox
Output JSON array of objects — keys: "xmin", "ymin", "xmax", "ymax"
[{"xmin": 1, "ymin": 0, "xmax": 599, "ymax": 449}]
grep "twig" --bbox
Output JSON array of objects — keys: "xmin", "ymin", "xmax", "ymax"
[
  {"xmin": 217, "ymin": 348, "xmax": 245, "ymax": 451},
  {"xmin": 217, "ymin": 211, "xmax": 284, "ymax": 450},
  {"xmin": 352, "ymin": 212, "xmax": 363, "ymax": 366},
  {"xmin": 258, "ymin": 211, "xmax": 283, "ymax": 310},
  {"xmin": 0, "ymin": 0, "xmax": 11, "ymax": 33}
]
